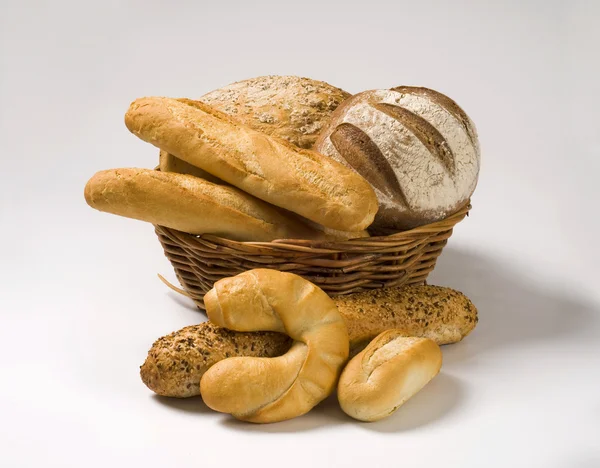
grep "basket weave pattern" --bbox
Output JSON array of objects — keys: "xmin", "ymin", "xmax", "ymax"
[{"xmin": 155, "ymin": 202, "xmax": 470, "ymax": 311}]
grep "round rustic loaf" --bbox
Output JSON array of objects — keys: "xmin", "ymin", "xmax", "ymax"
[
  {"xmin": 314, "ymin": 86, "xmax": 480, "ymax": 231},
  {"xmin": 201, "ymin": 75, "xmax": 351, "ymax": 149}
]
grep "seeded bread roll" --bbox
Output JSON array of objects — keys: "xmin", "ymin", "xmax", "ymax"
[
  {"xmin": 141, "ymin": 284, "xmax": 476, "ymax": 397},
  {"xmin": 338, "ymin": 331, "xmax": 442, "ymax": 422},
  {"xmin": 314, "ymin": 86, "xmax": 480, "ymax": 231},
  {"xmin": 84, "ymin": 168, "xmax": 327, "ymax": 242},
  {"xmin": 141, "ymin": 322, "xmax": 292, "ymax": 398},
  {"xmin": 125, "ymin": 97, "xmax": 378, "ymax": 231}
]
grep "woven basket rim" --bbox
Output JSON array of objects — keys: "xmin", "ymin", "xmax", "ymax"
[{"xmin": 154, "ymin": 200, "xmax": 471, "ymax": 254}]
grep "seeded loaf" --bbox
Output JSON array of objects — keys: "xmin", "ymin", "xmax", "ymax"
[
  {"xmin": 201, "ymin": 75, "xmax": 351, "ymax": 148},
  {"xmin": 124, "ymin": 97, "xmax": 378, "ymax": 231},
  {"xmin": 315, "ymin": 86, "xmax": 480, "ymax": 231},
  {"xmin": 84, "ymin": 168, "xmax": 328, "ymax": 242},
  {"xmin": 141, "ymin": 284, "xmax": 477, "ymax": 397}
]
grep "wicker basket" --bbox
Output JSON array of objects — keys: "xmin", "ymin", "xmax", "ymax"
[{"xmin": 155, "ymin": 201, "xmax": 471, "ymax": 311}]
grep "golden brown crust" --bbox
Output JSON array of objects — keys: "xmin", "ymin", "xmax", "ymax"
[
  {"xmin": 124, "ymin": 97, "xmax": 378, "ymax": 231},
  {"xmin": 199, "ymin": 270, "xmax": 349, "ymax": 423},
  {"xmin": 140, "ymin": 284, "xmax": 476, "ymax": 398},
  {"xmin": 83, "ymin": 168, "xmax": 327, "ymax": 241},
  {"xmin": 161, "ymin": 75, "xmax": 351, "ymax": 177},
  {"xmin": 338, "ymin": 332, "xmax": 442, "ymax": 422}
]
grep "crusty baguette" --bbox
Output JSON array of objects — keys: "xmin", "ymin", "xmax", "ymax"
[
  {"xmin": 158, "ymin": 149, "xmax": 368, "ymax": 241},
  {"xmin": 162, "ymin": 76, "xmax": 351, "ymax": 175},
  {"xmin": 200, "ymin": 270, "xmax": 349, "ymax": 423},
  {"xmin": 84, "ymin": 168, "xmax": 327, "ymax": 242},
  {"xmin": 338, "ymin": 331, "xmax": 442, "ymax": 422},
  {"xmin": 124, "ymin": 97, "xmax": 378, "ymax": 231},
  {"xmin": 141, "ymin": 284, "xmax": 476, "ymax": 397}
]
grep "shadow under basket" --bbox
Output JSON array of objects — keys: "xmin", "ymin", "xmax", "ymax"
[{"xmin": 154, "ymin": 201, "xmax": 471, "ymax": 311}]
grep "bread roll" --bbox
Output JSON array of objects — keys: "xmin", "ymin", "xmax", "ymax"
[
  {"xmin": 140, "ymin": 284, "xmax": 476, "ymax": 397},
  {"xmin": 84, "ymin": 168, "xmax": 326, "ymax": 242},
  {"xmin": 200, "ymin": 270, "xmax": 349, "ymax": 423},
  {"xmin": 124, "ymin": 97, "xmax": 378, "ymax": 231},
  {"xmin": 314, "ymin": 86, "xmax": 480, "ymax": 231},
  {"xmin": 141, "ymin": 322, "xmax": 291, "ymax": 398},
  {"xmin": 338, "ymin": 331, "xmax": 442, "ymax": 422}
]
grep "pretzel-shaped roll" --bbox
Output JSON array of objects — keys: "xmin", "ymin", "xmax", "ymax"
[{"xmin": 199, "ymin": 269, "xmax": 349, "ymax": 423}]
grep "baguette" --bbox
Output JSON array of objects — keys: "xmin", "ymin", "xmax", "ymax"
[
  {"xmin": 338, "ymin": 332, "xmax": 442, "ymax": 422},
  {"xmin": 124, "ymin": 97, "xmax": 378, "ymax": 231},
  {"xmin": 141, "ymin": 284, "xmax": 476, "ymax": 397},
  {"xmin": 161, "ymin": 76, "xmax": 351, "ymax": 175},
  {"xmin": 159, "ymin": 150, "xmax": 368, "ymax": 241},
  {"xmin": 84, "ymin": 168, "xmax": 326, "ymax": 242}
]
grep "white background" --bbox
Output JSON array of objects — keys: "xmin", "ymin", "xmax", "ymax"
[{"xmin": 1, "ymin": 1, "xmax": 599, "ymax": 467}]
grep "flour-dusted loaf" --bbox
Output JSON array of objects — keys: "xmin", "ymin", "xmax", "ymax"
[
  {"xmin": 315, "ymin": 86, "xmax": 480, "ymax": 231},
  {"xmin": 140, "ymin": 284, "xmax": 477, "ymax": 398},
  {"xmin": 84, "ymin": 168, "xmax": 328, "ymax": 242},
  {"xmin": 338, "ymin": 331, "xmax": 442, "ymax": 422},
  {"xmin": 125, "ymin": 97, "xmax": 378, "ymax": 231}
]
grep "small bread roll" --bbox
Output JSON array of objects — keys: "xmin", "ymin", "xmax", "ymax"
[{"xmin": 337, "ymin": 330, "xmax": 442, "ymax": 422}]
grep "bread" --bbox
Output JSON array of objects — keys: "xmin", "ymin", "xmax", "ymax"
[
  {"xmin": 124, "ymin": 97, "xmax": 378, "ymax": 231},
  {"xmin": 83, "ymin": 168, "xmax": 328, "ymax": 242},
  {"xmin": 337, "ymin": 331, "xmax": 442, "ymax": 422},
  {"xmin": 140, "ymin": 322, "xmax": 291, "ymax": 398},
  {"xmin": 161, "ymin": 76, "xmax": 351, "ymax": 174},
  {"xmin": 158, "ymin": 149, "xmax": 220, "ymax": 182},
  {"xmin": 335, "ymin": 284, "xmax": 477, "ymax": 347},
  {"xmin": 201, "ymin": 76, "xmax": 351, "ymax": 149},
  {"xmin": 199, "ymin": 269, "xmax": 349, "ymax": 423},
  {"xmin": 159, "ymin": 152, "xmax": 368, "ymax": 240},
  {"xmin": 140, "ymin": 284, "xmax": 476, "ymax": 398},
  {"xmin": 314, "ymin": 86, "xmax": 480, "ymax": 231}
]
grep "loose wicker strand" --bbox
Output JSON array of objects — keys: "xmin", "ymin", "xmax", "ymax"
[{"xmin": 157, "ymin": 273, "xmax": 190, "ymax": 297}]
